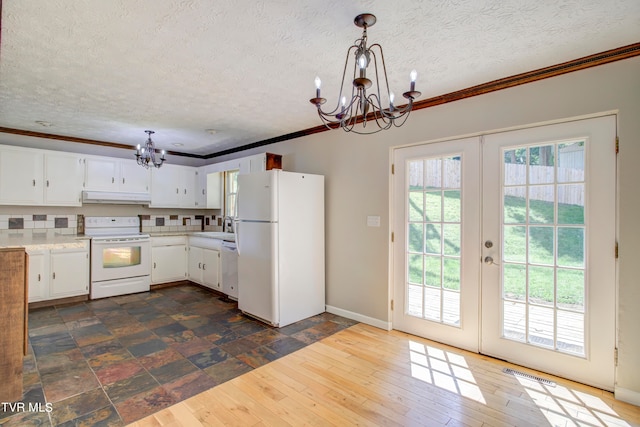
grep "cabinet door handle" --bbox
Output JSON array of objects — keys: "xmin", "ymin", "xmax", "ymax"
[
  {"xmin": 46, "ymin": 180, "xmax": 50, "ymax": 187},
  {"xmin": 112, "ymin": 177, "xmax": 115, "ymax": 183},
  {"xmin": 184, "ymin": 189, "xmax": 187, "ymax": 195},
  {"xmin": 198, "ymin": 262, "xmax": 202, "ymax": 269},
  {"xmin": 52, "ymin": 272, "xmax": 56, "ymax": 279},
  {"xmin": 202, "ymin": 264, "xmax": 206, "ymax": 271},
  {"xmin": 176, "ymin": 188, "xmax": 179, "ymax": 194},
  {"xmin": 123, "ymin": 178, "xmax": 125, "ymax": 184},
  {"xmin": 38, "ymin": 273, "xmax": 41, "ymax": 281},
  {"xmin": 33, "ymin": 179, "xmax": 36, "ymax": 186},
  {"xmin": 153, "ymin": 262, "xmax": 156, "ymax": 269}
]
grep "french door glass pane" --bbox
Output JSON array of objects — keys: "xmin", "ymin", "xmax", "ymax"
[
  {"xmin": 501, "ymin": 141, "xmax": 586, "ymax": 356},
  {"xmin": 406, "ymin": 155, "xmax": 462, "ymax": 327}
]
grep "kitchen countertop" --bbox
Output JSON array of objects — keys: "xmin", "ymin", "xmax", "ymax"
[{"xmin": 0, "ymin": 234, "xmax": 90, "ymax": 251}]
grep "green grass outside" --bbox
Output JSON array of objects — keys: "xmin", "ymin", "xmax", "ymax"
[{"xmin": 408, "ymin": 191, "xmax": 585, "ymax": 308}]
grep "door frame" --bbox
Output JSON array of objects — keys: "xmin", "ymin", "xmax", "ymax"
[{"xmin": 389, "ymin": 111, "xmax": 619, "ymax": 389}]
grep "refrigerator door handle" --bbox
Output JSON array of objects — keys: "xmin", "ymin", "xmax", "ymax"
[{"xmin": 235, "ymin": 221, "xmax": 241, "ymax": 256}]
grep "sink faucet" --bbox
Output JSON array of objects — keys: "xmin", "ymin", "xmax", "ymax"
[{"xmin": 223, "ymin": 216, "xmax": 234, "ymax": 233}]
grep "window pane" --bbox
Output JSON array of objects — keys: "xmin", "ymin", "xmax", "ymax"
[
  {"xmin": 424, "ymin": 191, "xmax": 441, "ymax": 222},
  {"xmin": 557, "ymin": 310, "xmax": 584, "ymax": 355},
  {"xmin": 408, "ymin": 254, "xmax": 423, "ymax": 285},
  {"xmin": 425, "ymin": 158, "xmax": 441, "ymax": 189},
  {"xmin": 443, "ymin": 224, "xmax": 460, "ymax": 256},
  {"xmin": 504, "ymin": 148, "xmax": 527, "ymax": 185},
  {"xmin": 558, "ymin": 142, "xmax": 585, "ymax": 183},
  {"xmin": 557, "ymin": 269, "xmax": 584, "ymax": 311},
  {"xmin": 504, "ymin": 226, "xmax": 526, "ymax": 263},
  {"xmin": 558, "ymin": 184, "xmax": 584, "ymax": 224},
  {"xmin": 408, "ymin": 160, "xmax": 425, "ymax": 190},
  {"xmin": 529, "ymin": 226, "xmax": 554, "ymax": 265},
  {"xmin": 409, "ymin": 192, "xmax": 424, "ymax": 222},
  {"xmin": 443, "ymin": 258, "xmax": 460, "ymax": 291},
  {"xmin": 443, "ymin": 190, "xmax": 460, "ymax": 222},
  {"xmin": 443, "ymin": 291, "xmax": 460, "ymax": 326},
  {"xmin": 424, "ymin": 256, "xmax": 442, "ymax": 288},
  {"xmin": 424, "ymin": 287, "xmax": 441, "ymax": 321},
  {"xmin": 529, "ymin": 145, "xmax": 555, "ymax": 184},
  {"xmin": 425, "ymin": 224, "xmax": 441, "ymax": 254},
  {"xmin": 503, "ymin": 301, "xmax": 526, "ymax": 342},
  {"xmin": 443, "ymin": 156, "xmax": 461, "ymax": 189},
  {"xmin": 408, "ymin": 223, "xmax": 423, "ymax": 253},
  {"xmin": 529, "ymin": 305, "xmax": 554, "ymax": 348},
  {"xmin": 528, "ymin": 185, "xmax": 554, "ymax": 224},
  {"xmin": 503, "ymin": 263, "xmax": 526, "ymax": 301},
  {"xmin": 558, "ymin": 227, "xmax": 584, "ymax": 267},
  {"xmin": 504, "ymin": 186, "xmax": 526, "ymax": 224},
  {"xmin": 407, "ymin": 285, "xmax": 423, "ymax": 317},
  {"xmin": 528, "ymin": 266, "xmax": 554, "ymax": 306}
]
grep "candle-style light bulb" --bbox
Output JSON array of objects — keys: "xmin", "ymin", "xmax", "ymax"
[
  {"xmin": 314, "ymin": 76, "xmax": 322, "ymax": 98},
  {"xmin": 161, "ymin": 149, "xmax": 166, "ymax": 159},
  {"xmin": 389, "ymin": 92, "xmax": 395, "ymax": 111},
  {"xmin": 410, "ymin": 69, "xmax": 417, "ymax": 91},
  {"xmin": 358, "ymin": 55, "xmax": 367, "ymax": 69},
  {"xmin": 136, "ymin": 144, "xmax": 141, "ymax": 153}
]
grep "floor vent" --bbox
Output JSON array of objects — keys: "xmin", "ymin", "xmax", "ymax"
[{"xmin": 503, "ymin": 368, "xmax": 556, "ymax": 387}]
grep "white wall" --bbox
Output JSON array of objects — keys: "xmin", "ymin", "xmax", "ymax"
[{"xmin": 213, "ymin": 57, "xmax": 640, "ymax": 402}]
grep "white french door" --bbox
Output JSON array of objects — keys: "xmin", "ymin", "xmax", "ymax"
[
  {"xmin": 392, "ymin": 115, "xmax": 617, "ymax": 389},
  {"xmin": 392, "ymin": 137, "xmax": 481, "ymax": 352}
]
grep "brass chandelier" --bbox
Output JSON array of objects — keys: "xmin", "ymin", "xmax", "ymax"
[
  {"xmin": 135, "ymin": 130, "xmax": 166, "ymax": 169},
  {"xmin": 310, "ymin": 13, "xmax": 421, "ymax": 134}
]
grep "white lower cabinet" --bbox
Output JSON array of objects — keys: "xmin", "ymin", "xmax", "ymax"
[
  {"xmin": 187, "ymin": 237, "xmax": 221, "ymax": 291},
  {"xmin": 27, "ymin": 243, "xmax": 89, "ymax": 302},
  {"xmin": 151, "ymin": 237, "xmax": 187, "ymax": 284}
]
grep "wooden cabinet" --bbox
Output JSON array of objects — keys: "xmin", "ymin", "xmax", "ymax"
[
  {"xmin": 0, "ymin": 248, "xmax": 26, "ymax": 402},
  {"xmin": 26, "ymin": 242, "xmax": 89, "ymax": 302},
  {"xmin": 188, "ymin": 237, "xmax": 221, "ymax": 291},
  {"xmin": 84, "ymin": 157, "xmax": 150, "ymax": 194},
  {"xmin": 238, "ymin": 152, "xmax": 282, "ymax": 175},
  {"xmin": 0, "ymin": 146, "xmax": 83, "ymax": 206},
  {"xmin": 151, "ymin": 236, "xmax": 187, "ymax": 284},
  {"xmin": 150, "ymin": 164, "xmax": 198, "ymax": 208}
]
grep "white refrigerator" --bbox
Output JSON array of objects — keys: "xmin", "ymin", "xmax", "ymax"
[{"xmin": 237, "ymin": 170, "xmax": 325, "ymax": 327}]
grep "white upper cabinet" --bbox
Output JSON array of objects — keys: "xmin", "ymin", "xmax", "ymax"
[
  {"xmin": 0, "ymin": 145, "xmax": 83, "ymax": 206},
  {"xmin": 0, "ymin": 146, "xmax": 44, "ymax": 205},
  {"xmin": 150, "ymin": 164, "xmax": 198, "ymax": 208},
  {"xmin": 44, "ymin": 152, "xmax": 84, "ymax": 205},
  {"xmin": 84, "ymin": 157, "xmax": 150, "ymax": 193}
]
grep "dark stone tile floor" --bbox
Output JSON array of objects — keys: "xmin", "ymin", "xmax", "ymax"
[{"xmin": 0, "ymin": 285, "xmax": 357, "ymax": 426}]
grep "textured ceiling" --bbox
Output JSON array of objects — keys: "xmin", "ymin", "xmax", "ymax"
[{"xmin": 0, "ymin": 0, "xmax": 639, "ymax": 157}]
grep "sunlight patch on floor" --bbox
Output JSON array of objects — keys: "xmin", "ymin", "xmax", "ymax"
[
  {"xmin": 516, "ymin": 376, "xmax": 630, "ymax": 426},
  {"xmin": 408, "ymin": 340, "xmax": 486, "ymax": 404}
]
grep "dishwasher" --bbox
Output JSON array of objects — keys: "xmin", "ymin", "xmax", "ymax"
[{"xmin": 221, "ymin": 241, "xmax": 238, "ymax": 300}]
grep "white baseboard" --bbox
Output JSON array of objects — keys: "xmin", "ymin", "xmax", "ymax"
[
  {"xmin": 325, "ymin": 305, "xmax": 391, "ymax": 331},
  {"xmin": 615, "ymin": 386, "xmax": 640, "ymax": 406}
]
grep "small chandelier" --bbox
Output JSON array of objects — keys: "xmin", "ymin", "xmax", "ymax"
[
  {"xmin": 310, "ymin": 13, "xmax": 421, "ymax": 134},
  {"xmin": 135, "ymin": 130, "xmax": 166, "ymax": 169}
]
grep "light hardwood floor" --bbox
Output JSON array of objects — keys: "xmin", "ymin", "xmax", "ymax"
[{"xmin": 129, "ymin": 323, "xmax": 640, "ymax": 426}]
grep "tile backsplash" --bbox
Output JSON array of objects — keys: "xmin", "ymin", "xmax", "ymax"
[
  {"xmin": 140, "ymin": 214, "xmax": 220, "ymax": 233},
  {"xmin": 0, "ymin": 214, "xmax": 78, "ymax": 235},
  {"xmin": 0, "ymin": 213, "xmax": 221, "ymax": 236}
]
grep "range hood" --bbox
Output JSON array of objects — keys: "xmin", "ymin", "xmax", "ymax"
[{"xmin": 82, "ymin": 190, "xmax": 151, "ymax": 204}]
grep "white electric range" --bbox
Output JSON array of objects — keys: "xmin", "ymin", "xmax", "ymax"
[{"xmin": 85, "ymin": 217, "xmax": 151, "ymax": 299}]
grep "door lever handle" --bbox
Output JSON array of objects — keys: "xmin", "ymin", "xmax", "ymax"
[{"xmin": 484, "ymin": 256, "xmax": 500, "ymax": 266}]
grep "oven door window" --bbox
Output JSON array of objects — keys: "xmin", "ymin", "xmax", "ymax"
[{"xmin": 102, "ymin": 246, "xmax": 142, "ymax": 268}]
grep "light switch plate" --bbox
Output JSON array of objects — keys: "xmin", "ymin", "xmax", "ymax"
[{"xmin": 367, "ymin": 215, "xmax": 381, "ymax": 227}]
